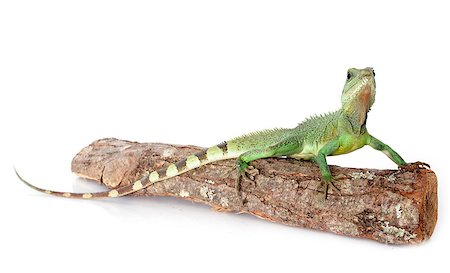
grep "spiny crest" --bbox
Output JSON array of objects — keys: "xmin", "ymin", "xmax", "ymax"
[
  {"xmin": 299, "ymin": 110, "xmax": 340, "ymax": 126},
  {"xmin": 229, "ymin": 128, "xmax": 288, "ymax": 140},
  {"xmin": 227, "ymin": 127, "xmax": 292, "ymax": 151},
  {"xmin": 293, "ymin": 110, "xmax": 341, "ymax": 142}
]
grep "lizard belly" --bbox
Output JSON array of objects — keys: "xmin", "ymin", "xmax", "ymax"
[
  {"xmin": 288, "ymin": 153, "xmax": 315, "ymax": 160},
  {"xmin": 288, "ymin": 142, "xmax": 322, "ymax": 160},
  {"xmin": 332, "ymin": 133, "xmax": 369, "ymax": 155},
  {"xmin": 289, "ymin": 133, "xmax": 369, "ymax": 159}
]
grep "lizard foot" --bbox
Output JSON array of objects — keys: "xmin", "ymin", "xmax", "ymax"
[
  {"xmin": 233, "ymin": 157, "xmax": 262, "ymax": 204},
  {"xmin": 400, "ymin": 161, "xmax": 430, "ymax": 172},
  {"xmin": 234, "ymin": 165, "xmax": 259, "ymax": 205},
  {"xmin": 321, "ymin": 176, "xmax": 342, "ymax": 200},
  {"xmin": 235, "ymin": 172, "xmax": 244, "ymax": 206},
  {"xmin": 234, "ymin": 159, "xmax": 251, "ymax": 206},
  {"xmin": 244, "ymin": 165, "xmax": 260, "ymax": 180}
]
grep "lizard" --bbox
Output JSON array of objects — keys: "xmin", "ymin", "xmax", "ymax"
[{"xmin": 17, "ymin": 67, "xmax": 413, "ymax": 200}]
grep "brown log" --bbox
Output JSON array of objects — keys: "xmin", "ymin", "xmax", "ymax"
[{"xmin": 71, "ymin": 138, "xmax": 437, "ymax": 244}]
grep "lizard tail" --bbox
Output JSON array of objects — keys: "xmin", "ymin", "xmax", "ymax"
[{"xmin": 16, "ymin": 142, "xmax": 237, "ymax": 199}]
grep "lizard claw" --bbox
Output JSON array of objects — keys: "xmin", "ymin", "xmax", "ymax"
[
  {"xmin": 244, "ymin": 165, "xmax": 260, "ymax": 180},
  {"xmin": 235, "ymin": 165, "xmax": 259, "ymax": 205},
  {"xmin": 234, "ymin": 159, "xmax": 250, "ymax": 206},
  {"xmin": 321, "ymin": 176, "xmax": 341, "ymax": 200},
  {"xmin": 400, "ymin": 161, "xmax": 430, "ymax": 172},
  {"xmin": 235, "ymin": 172, "xmax": 246, "ymax": 206}
]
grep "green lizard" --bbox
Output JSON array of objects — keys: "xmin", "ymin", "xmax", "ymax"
[{"xmin": 17, "ymin": 67, "xmax": 410, "ymax": 200}]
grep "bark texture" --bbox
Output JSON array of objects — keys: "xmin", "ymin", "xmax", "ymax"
[{"xmin": 71, "ymin": 138, "xmax": 437, "ymax": 244}]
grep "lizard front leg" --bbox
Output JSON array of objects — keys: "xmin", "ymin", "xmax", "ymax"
[
  {"xmin": 367, "ymin": 135, "xmax": 406, "ymax": 166},
  {"xmin": 367, "ymin": 135, "xmax": 429, "ymax": 171},
  {"xmin": 314, "ymin": 138, "xmax": 341, "ymax": 199},
  {"xmin": 235, "ymin": 138, "xmax": 300, "ymax": 200}
]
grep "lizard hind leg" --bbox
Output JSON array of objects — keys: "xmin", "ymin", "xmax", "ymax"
[
  {"xmin": 234, "ymin": 138, "xmax": 301, "ymax": 203},
  {"xmin": 235, "ymin": 158, "xmax": 248, "ymax": 201},
  {"xmin": 234, "ymin": 150, "xmax": 262, "ymax": 204}
]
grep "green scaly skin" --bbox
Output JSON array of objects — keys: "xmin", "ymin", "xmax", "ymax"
[{"xmin": 17, "ymin": 67, "xmax": 408, "ymax": 200}]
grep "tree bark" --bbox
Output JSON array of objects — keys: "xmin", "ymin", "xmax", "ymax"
[{"xmin": 71, "ymin": 138, "xmax": 437, "ymax": 244}]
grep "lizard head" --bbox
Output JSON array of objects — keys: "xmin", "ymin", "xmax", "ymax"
[{"xmin": 341, "ymin": 67, "xmax": 376, "ymax": 125}]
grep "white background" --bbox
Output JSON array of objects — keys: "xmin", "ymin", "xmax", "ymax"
[{"xmin": 1, "ymin": 1, "xmax": 449, "ymax": 272}]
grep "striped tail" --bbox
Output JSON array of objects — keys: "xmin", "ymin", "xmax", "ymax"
[{"xmin": 16, "ymin": 142, "xmax": 237, "ymax": 199}]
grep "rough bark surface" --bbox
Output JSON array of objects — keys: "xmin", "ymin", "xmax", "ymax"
[{"xmin": 71, "ymin": 138, "xmax": 437, "ymax": 244}]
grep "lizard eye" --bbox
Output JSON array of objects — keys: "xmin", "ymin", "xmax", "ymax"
[{"xmin": 347, "ymin": 71, "xmax": 352, "ymax": 80}]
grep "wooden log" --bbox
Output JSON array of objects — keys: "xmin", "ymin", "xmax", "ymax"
[{"xmin": 71, "ymin": 138, "xmax": 437, "ymax": 244}]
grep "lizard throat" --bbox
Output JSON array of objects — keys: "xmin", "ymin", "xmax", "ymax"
[{"xmin": 342, "ymin": 84, "xmax": 373, "ymax": 130}]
